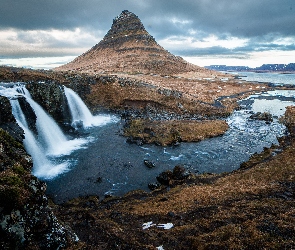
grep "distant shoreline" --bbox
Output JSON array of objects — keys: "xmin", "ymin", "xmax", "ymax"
[
  {"xmin": 223, "ymin": 70, "xmax": 295, "ymax": 74},
  {"xmin": 206, "ymin": 63, "xmax": 295, "ymax": 74}
]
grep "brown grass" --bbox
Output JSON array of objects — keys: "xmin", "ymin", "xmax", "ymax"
[{"xmin": 124, "ymin": 119, "xmax": 229, "ymax": 146}]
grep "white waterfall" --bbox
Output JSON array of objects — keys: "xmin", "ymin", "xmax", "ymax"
[
  {"xmin": 0, "ymin": 83, "xmax": 116, "ymax": 179},
  {"xmin": 0, "ymin": 84, "xmax": 88, "ymax": 179},
  {"xmin": 24, "ymin": 98, "xmax": 69, "ymax": 156},
  {"xmin": 17, "ymin": 86, "xmax": 88, "ymax": 156},
  {"xmin": 64, "ymin": 86, "xmax": 113, "ymax": 128},
  {"xmin": 10, "ymin": 99, "xmax": 69, "ymax": 179}
]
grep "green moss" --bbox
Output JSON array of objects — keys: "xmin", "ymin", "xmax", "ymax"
[
  {"xmin": 0, "ymin": 175, "xmax": 23, "ymax": 187},
  {"xmin": 12, "ymin": 164, "xmax": 26, "ymax": 176},
  {"xmin": 0, "ymin": 187, "xmax": 21, "ymax": 209},
  {"xmin": 0, "ymin": 129, "xmax": 24, "ymax": 151}
]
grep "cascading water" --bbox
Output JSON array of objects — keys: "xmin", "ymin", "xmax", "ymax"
[
  {"xmin": 24, "ymin": 98, "xmax": 69, "ymax": 156},
  {"xmin": 0, "ymin": 84, "xmax": 93, "ymax": 179},
  {"xmin": 10, "ymin": 99, "xmax": 69, "ymax": 179},
  {"xmin": 64, "ymin": 86, "xmax": 113, "ymax": 128},
  {"xmin": 64, "ymin": 86, "xmax": 93, "ymax": 128}
]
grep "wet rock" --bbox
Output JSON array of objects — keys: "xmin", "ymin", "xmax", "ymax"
[
  {"xmin": 126, "ymin": 136, "xmax": 144, "ymax": 146},
  {"xmin": 72, "ymin": 120, "xmax": 84, "ymax": 130},
  {"xmin": 18, "ymin": 96, "xmax": 37, "ymax": 134},
  {"xmin": 148, "ymin": 182, "xmax": 161, "ymax": 191},
  {"xmin": 144, "ymin": 160, "xmax": 156, "ymax": 168},
  {"xmin": 173, "ymin": 165, "xmax": 191, "ymax": 180},
  {"xmin": 0, "ymin": 96, "xmax": 15, "ymax": 124},
  {"xmin": 95, "ymin": 177, "xmax": 102, "ymax": 183},
  {"xmin": 27, "ymin": 82, "xmax": 71, "ymax": 124},
  {"xmin": 157, "ymin": 170, "xmax": 173, "ymax": 185},
  {"xmin": 0, "ymin": 96, "xmax": 24, "ymax": 142},
  {"xmin": 250, "ymin": 112, "xmax": 273, "ymax": 123},
  {"xmin": 156, "ymin": 166, "xmax": 192, "ymax": 186}
]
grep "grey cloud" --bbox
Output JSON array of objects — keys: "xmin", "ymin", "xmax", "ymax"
[
  {"xmin": 0, "ymin": 0, "xmax": 294, "ymax": 59},
  {"xmin": 1, "ymin": 0, "xmax": 294, "ymax": 38},
  {"xmin": 171, "ymin": 35, "xmax": 295, "ymax": 58}
]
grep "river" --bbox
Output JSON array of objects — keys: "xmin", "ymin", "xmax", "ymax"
[{"xmin": 46, "ymin": 88, "xmax": 295, "ymax": 203}]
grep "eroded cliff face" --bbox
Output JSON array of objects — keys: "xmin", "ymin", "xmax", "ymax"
[
  {"xmin": 0, "ymin": 96, "xmax": 24, "ymax": 143},
  {"xmin": 26, "ymin": 82, "xmax": 71, "ymax": 125},
  {"xmin": 0, "ymin": 97, "xmax": 78, "ymax": 249}
]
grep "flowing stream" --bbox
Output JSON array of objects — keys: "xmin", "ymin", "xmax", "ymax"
[
  {"xmin": 1, "ymin": 82, "xmax": 295, "ymax": 203},
  {"xmin": 46, "ymin": 89, "xmax": 295, "ymax": 203}
]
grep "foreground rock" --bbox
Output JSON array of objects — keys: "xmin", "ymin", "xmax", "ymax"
[{"xmin": 0, "ymin": 100, "xmax": 79, "ymax": 249}]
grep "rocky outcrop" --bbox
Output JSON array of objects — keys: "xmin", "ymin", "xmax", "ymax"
[
  {"xmin": 282, "ymin": 106, "xmax": 295, "ymax": 136},
  {"xmin": 156, "ymin": 165, "xmax": 192, "ymax": 186},
  {"xmin": 26, "ymin": 82, "xmax": 71, "ymax": 124},
  {"xmin": 0, "ymin": 96, "xmax": 24, "ymax": 143},
  {"xmin": 18, "ymin": 96, "xmax": 37, "ymax": 134},
  {"xmin": 0, "ymin": 99, "xmax": 78, "ymax": 249}
]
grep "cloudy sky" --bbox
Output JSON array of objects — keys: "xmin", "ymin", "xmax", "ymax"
[{"xmin": 0, "ymin": 0, "xmax": 294, "ymax": 68}]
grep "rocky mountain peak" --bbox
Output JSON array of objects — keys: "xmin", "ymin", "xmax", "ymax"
[
  {"xmin": 101, "ymin": 10, "xmax": 154, "ymax": 46},
  {"xmin": 55, "ymin": 10, "xmax": 211, "ymax": 75},
  {"xmin": 114, "ymin": 10, "xmax": 143, "ymax": 27}
]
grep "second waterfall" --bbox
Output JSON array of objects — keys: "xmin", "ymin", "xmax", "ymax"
[{"xmin": 64, "ymin": 86, "xmax": 113, "ymax": 129}]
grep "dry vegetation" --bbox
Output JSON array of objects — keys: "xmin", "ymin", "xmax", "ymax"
[
  {"xmin": 53, "ymin": 136, "xmax": 295, "ymax": 249},
  {"xmin": 124, "ymin": 119, "xmax": 229, "ymax": 146}
]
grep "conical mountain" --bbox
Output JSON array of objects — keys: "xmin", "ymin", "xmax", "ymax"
[{"xmin": 55, "ymin": 10, "xmax": 208, "ymax": 75}]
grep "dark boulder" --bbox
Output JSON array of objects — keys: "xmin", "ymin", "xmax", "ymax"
[
  {"xmin": 144, "ymin": 160, "xmax": 156, "ymax": 168},
  {"xmin": 148, "ymin": 182, "xmax": 161, "ymax": 191},
  {"xmin": 250, "ymin": 112, "xmax": 273, "ymax": 123},
  {"xmin": 18, "ymin": 96, "xmax": 37, "ymax": 134},
  {"xmin": 157, "ymin": 170, "xmax": 173, "ymax": 185},
  {"xmin": 156, "ymin": 165, "xmax": 192, "ymax": 186},
  {"xmin": 173, "ymin": 165, "xmax": 191, "ymax": 180}
]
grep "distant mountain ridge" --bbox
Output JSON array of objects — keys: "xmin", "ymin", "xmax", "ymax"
[
  {"xmin": 55, "ymin": 10, "xmax": 210, "ymax": 75},
  {"xmin": 206, "ymin": 63, "xmax": 295, "ymax": 72}
]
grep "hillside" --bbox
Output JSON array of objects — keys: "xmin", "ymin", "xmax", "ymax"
[{"xmin": 55, "ymin": 10, "xmax": 213, "ymax": 76}]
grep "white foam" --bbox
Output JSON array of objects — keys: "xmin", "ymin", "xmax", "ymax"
[{"xmin": 33, "ymin": 161, "xmax": 70, "ymax": 180}]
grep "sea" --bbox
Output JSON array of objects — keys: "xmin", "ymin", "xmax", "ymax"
[{"xmin": 226, "ymin": 71, "xmax": 295, "ymax": 85}]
